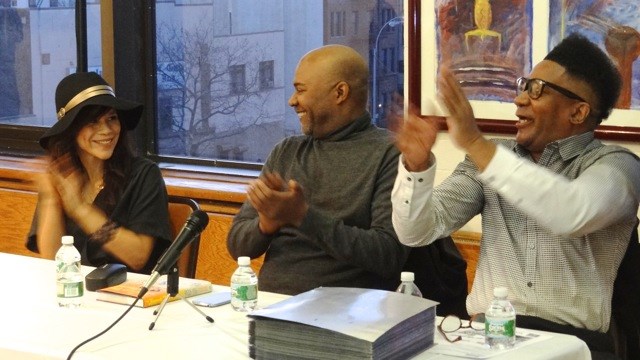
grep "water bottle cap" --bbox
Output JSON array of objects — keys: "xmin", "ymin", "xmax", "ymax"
[
  {"xmin": 61, "ymin": 235, "xmax": 74, "ymax": 245},
  {"xmin": 494, "ymin": 287, "xmax": 508, "ymax": 297},
  {"xmin": 238, "ymin": 256, "xmax": 251, "ymax": 266},
  {"xmin": 400, "ymin": 271, "xmax": 415, "ymax": 282}
]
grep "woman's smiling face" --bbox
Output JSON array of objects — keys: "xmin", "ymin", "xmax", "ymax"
[{"xmin": 76, "ymin": 108, "xmax": 121, "ymax": 161}]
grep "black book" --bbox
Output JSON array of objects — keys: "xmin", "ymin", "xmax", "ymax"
[{"xmin": 247, "ymin": 287, "xmax": 437, "ymax": 360}]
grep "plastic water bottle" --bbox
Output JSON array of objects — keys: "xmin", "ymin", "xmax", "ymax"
[
  {"xmin": 230, "ymin": 256, "xmax": 258, "ymax": 311},
  {"xmin": 55, "ymin": 235, "xmax": 84, "ymax": 307},
  {"xmin": 395, "ymin": 271, "xmax": 422, "ymax": 297},
  {"xmin": 485, "ymin": 287, "xmax": 516, "ymax": 349}
]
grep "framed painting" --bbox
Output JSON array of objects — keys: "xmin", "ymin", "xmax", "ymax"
[{"xmin": 417, "ymin": 0, "xmax": 640, "ymax": 140}]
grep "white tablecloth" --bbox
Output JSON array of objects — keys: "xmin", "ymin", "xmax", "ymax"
[{"xmin": 0, "ymin": 253, "xmax": 590, "ymax": 359}]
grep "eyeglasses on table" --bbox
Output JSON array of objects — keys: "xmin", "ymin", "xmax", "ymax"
[{"xmin": 437, "ymin": 314, "xmax": 485, "ymax": 343}]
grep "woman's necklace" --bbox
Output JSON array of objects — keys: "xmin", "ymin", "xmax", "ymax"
[{"xmin": 83, "ymin": 180, "xmax": 104, "ymax": 203}]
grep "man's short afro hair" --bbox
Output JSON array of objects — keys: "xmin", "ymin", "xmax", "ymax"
[{"xmin": 544, "ymin": 33, "xmax": 621, "ymax": 120}]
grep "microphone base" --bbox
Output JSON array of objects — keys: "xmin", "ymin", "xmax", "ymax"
[
  {"xmin": 148, "ymin": 265, "xmax": 214, "ymax": 330},
  {"xmin": 149, "ymin": 292, "xmax": 215, "ymax": 330}
]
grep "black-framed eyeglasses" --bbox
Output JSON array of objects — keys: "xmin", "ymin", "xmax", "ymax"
[
  {"xmin": 516, "ymin": 77, "xmax": 587, "ymax": 103},
  {"xmin": 437, "ymin": 314, "xmax": 485, "ymax": 343}
]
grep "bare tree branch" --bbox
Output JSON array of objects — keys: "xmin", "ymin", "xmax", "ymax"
[{"xmin": 156, "ymin": 17, "xmax": 272, "ymax": 156}]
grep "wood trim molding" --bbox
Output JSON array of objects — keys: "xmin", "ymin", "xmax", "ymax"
[
  {"xmin": 0, "ymin": 155, "xmax": 483, "ymax": 289},
  {"xmin": 407, "ymin": 0, "xmax": 420, "ymax": 108},
  {"xmin": 0, "ymin": 155, "xmax": 248, "ymax": 214},
  {"xmin": 100, "ymin": 0, "xmax": 115, "ymax": 86}
]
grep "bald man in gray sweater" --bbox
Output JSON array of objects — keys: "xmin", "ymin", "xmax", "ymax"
[{"xmin": 227, "ymin": 45, "xmax": 408, "ymax": 295}]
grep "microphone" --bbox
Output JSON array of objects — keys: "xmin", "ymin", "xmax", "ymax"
[{"xmin": 138, "ymin": 209, "xmax": 209, "ymax": 298}]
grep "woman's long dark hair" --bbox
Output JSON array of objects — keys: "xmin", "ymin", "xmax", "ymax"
[{"xmin": 47, "ymin": 105, "xmax": 133, "ymax": 214}]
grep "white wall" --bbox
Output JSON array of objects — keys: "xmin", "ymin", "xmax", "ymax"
[{"xmin": 432, "ymin": 132, "xmax": 640, "ymax": 233}]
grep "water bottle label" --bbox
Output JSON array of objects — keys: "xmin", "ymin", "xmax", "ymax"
[
  {"xmin": 233, "ymin": 284, "xmax": 257, "ymax": 301},
  {"xmin": 57, "ymin": 281, "xmax": 84, "ymax": 298},
  {"xmin": 485, "ymin": 319, "xmax": 515, "ymax": 337}
]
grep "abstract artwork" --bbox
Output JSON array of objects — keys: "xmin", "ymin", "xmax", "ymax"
[
  {"xmin": 436, "ymin": 0, "xmax": 532, "ymax": 102},
  {"xmin": 421, "ymin": 0, "xmax": 640, "ymax": 129},
  {"xmin": 549, "ymin": 0, "xmax": 640, "ymax": 111}
]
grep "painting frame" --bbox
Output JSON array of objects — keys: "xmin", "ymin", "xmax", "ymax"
[{"xmin": 414, "ymin": 0, "xmax": 640, "ymax": 141}]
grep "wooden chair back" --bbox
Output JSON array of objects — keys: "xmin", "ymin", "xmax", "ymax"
[{"xmin": 167, "ymin": 195, "xmax": 201, "ymax": 278}]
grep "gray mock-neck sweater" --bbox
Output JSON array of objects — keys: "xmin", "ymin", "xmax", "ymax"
[{"xmin": 227, "ymin": 114, "xmax": 408, "ymax": 295}]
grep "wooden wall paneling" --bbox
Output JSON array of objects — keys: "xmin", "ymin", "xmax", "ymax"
[
  {"xmin": 0, "ymin": 188, "xmax": 38, "ymax": 257},
  {"xmin": 0, "ymin": 156, "xmax": 480, "ymax": 292}
]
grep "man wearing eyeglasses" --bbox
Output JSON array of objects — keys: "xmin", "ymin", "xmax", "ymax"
[{"xmin": 391, "ymin": 33, "xmax": 640, "ymax": 358}]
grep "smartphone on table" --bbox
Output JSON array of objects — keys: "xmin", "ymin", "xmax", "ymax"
[{"xmin": 192, "ymin": 291, "xmax": 231, "ymax": 308}]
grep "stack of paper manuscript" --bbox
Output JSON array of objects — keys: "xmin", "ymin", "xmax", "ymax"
[{"xmin": 247, "ymin": 287, "xmax": 437, "ymax": 359}]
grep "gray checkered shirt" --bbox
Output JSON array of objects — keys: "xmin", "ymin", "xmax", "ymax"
[{"xmin": 392, "ymin": 132, "xmax": 640, "ymax": 332}]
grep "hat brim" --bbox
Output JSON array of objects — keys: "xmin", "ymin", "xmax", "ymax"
[{"xmin": 39, "ymin": 94, "xmax": 143, "ymax": 150}]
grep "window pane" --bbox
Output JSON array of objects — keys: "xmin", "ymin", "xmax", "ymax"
[
  {"xmin": 229, "ymin": 64, "xmax": 246, "ymax": 95},
  {"xmin": 0, "ymin": 2, "xmax": 101, "ymax": 130},
  {"xmin": 259, "ymin": 60, "xmax": 274, "ymax": 90},
  {"xmin": 155, "ymin": 0, "xmax": 403, "ymax": 164}
]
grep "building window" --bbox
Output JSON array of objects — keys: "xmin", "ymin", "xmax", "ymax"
[
  {"xmin": 330, "ymin": 11, "xmax": 336, "ymax": 37},
  {"xmin": 0, "ymin": 1, "xmax": 405, "ymax": 168},
  {"xmin": 229, "ymin": 64, "xmax": 246, "ymax": 95},
  {"xmin": 330, "ymin": 11, "xmax": 345, "ymax": 37},
  {"xmin": 353, "ymin": 11, "xmax": 359, "ymax": 35},
  {"xmin": 50, "ymin": 0, "xmax": 76, "ymax": 7},
  {"xmin": 259, "ymin": 60, "xmax": 274, "ymax": 90},
  {"xmin": 383, "ymin": 8, "xmax": 394, "ymax": 24},
  {"xmin": 390, "ymin": 49, "xmax": 396, "ymax": 72},
  {"xmin": 0, "ymin": 2, "xmax": 80, "ymax": 132}
]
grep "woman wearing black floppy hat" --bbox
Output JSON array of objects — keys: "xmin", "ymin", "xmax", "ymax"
[{"xmin": 26, "ymin": 72, "xmax": 171, "ymax": 274}]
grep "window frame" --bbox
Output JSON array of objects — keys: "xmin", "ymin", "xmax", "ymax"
[
  {"xmin": 0, "ymin": 125, "xmax": 43, "ymax": 157},
  {"xmin": 0, "ymin": 0, "xmax": 421, "ymax": 177},
  {"xmin": 258, "ymin": 60, "xmax": 274, "ymax": 90},
  {"xmin": 229, "ymin": 64, "xmax": 247, "ymax": 95}
]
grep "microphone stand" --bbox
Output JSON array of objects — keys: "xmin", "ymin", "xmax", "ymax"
[{"xmin": 148, "ymin": 264, "xmax": 214, "ymax": 330}]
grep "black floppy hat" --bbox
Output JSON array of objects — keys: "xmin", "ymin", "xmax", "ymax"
[{"xmin": 39, "ymin": 72, "xmax": 143, "ymax": 149}]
